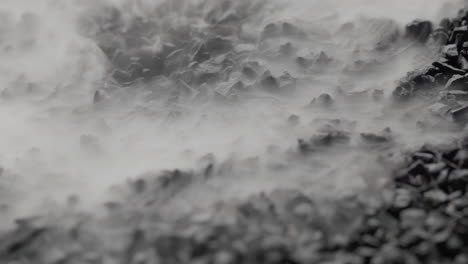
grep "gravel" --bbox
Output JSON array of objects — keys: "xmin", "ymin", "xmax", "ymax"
[{"xmin": 3, "ymin": 1, "xmax": 468, "ymax": 264}]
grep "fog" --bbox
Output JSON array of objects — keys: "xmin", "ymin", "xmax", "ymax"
[{"xmin": 0, "ymin": 0, "xmax": 466, "ymax": 222}]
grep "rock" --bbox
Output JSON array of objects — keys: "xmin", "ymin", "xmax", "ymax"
[
  {"xmin": 339, "ymin": 22, "xmax": 355, "ymax": 32},
  {"xmin": 425, "ymin": 162, "xmax": 446, "ymax": 174},
  {"xmin": 296, "ymin": 56, "xmax": 312, "ymax": 69},
  {"xmin": 308, "ymin": 130, "xmax": 351, "ymax": 148},
  {"xmin": 373, "ymin": 244, "xmax": 405, "ymax": 264},
  {"xmin": 278, "ymin": 72, "xmax": 297, "ymax": 94},
  {"xmin": 360, "ymin": 132, "xmax": 392, "ymax": 145},
  {"xmin": 450, "ymin": 104, "xmax": 468, "ymax": 122},
  {"xmin": 131, "ymin": 178, "xmax": 146, "ymax": 194},
  {"xmin": 392, "ymin": 188, "xmax": 412, "ymax": 210},
  {"xmin": 193, "ymin": 36, "xmax": 233, "ymax": 63},
  {"xmin": 449, "ymin": 26, "xmax": 468, "ymax": 51},
  {"xmin": 297, "ymin": 138, "xmax": 312, "ymax": 154},
  {"xmin": 431, "ymin": 28, "xmax": 450, "ymax": 45},
  {"xmin": 413, "ymin": 152, "xmax": 436, "ymax": 163},
  {"xmin": 428, "ymin": 102, "xmax": 452, "ymax": 118},
  {"xmin": 215, "ymin": 79, "xmax": 245, "ymax": 97},
  {"xmin": 110, "ymin": 49, "xmax": 165, "ymax": 84},
  {"xmin": 412, "ymin": 75, "xmax": 435, "ymax": 89},
  {"xmin": 433, "ymin": 61, "xmax": 465, "ymax": 75},
  {"xmin": 459, "ymin": 51, "xmax": 468, "ymax": 70},
  {"xmin": 288, "ymin": 115, "xmax": 300, "ymax": 126},
  {"xmin": 262, "ymin": 23, "xmax": 280, "ymax": 39},
  {"xmin": 445, "ymin": 74, "xmax": 468, "ymax": 90},
  {"xmin": 372, "ymin": 89, "xmax": 384, "ymax": 101},
  {"xmin": 282, "ymin": 22, "xmax": 306, "ymax": 38},
  {"xmin": 440, "ymin": 18, "xmax": 452, "ymax": 32},
  {"xmin": 311, "ymin": 93, "xmax": 334, "ymax": 108},
  {"xmin": 259, "ymin": 71, "xmax": 280, "ymax": 92},
  {"xmin": 93, "ymin": 90, "xmax": 106, "ymax": 104},
  {"xmin": 407, "ymin": 160, "xmax": 428, "ymax": 177},
  {"xmin": 393, "ymin": 82, "xmax": 413, "ymax": 101},
  {"xmin": 424, "ymin": 66, "xmax": 441, "ymax": 77},
  {"xmin": 400, "ymin": 209, "xmax": 426, "ymax": 228},
  {"xmin": 242, "ymin": 66, "xmax": 257, "ymax": 80},
  {"xmin": 0, "ymin": 227, "xmax": 48, "ymax": 257},
  {"xmin": 446, "ymin": 90, "xmax": 468, "ymax": 101},
  {"xmin": 424, "ymin": 189, "xmax": 448, "ymax": 206},
  {"xmin": 405, "ymin": 20, "xmax": 433, "ymax": 42},
  {"xmin": 398, "ymin": 229, "xmax": 425, "ymax": 249},
  {"xmin": 443, "ymin": 44, "xmax": 459, "ymax": 65},
  {"xmin": 435, "ymin": 72, "xmax": 450, "ymax": 86},
  {"xmin": 316, "ymin": 51, "xmax": 332, "ymax": 65},
  {"xmin": 279, "ymin": 42, "xmax": 295, "ymax": 57}
]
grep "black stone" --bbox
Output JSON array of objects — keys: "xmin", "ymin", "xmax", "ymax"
[{"xmin": 406, "ymin": 20, "xmax": 433, "ymax": 42}]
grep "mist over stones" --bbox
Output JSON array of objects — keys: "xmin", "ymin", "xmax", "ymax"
[{"xmin": 2, "ymin": 0, "xmax": 468, "ymax": 263}]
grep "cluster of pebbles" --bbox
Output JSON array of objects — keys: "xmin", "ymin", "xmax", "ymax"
[
  {"xmin": 394, "ymin": 9, "xmax": 468, "ymax": 124},
  {"xmin": 3, "ymin": 2, "xmax": 468, "ymax": 264},
  {"xmin": 85, "ymin": 0, "xmax": 415, "ymax": 107}
]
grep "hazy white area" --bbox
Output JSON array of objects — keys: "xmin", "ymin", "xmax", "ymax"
[{"xmin": 0, "ymin": 0, "xmax": 466, "ymax": 221}]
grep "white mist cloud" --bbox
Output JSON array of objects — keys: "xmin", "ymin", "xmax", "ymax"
[{"xmin": 0, "ymin": 0, "xmax": 465, "ymax": 221}]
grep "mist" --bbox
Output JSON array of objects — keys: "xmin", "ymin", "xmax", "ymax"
[{"xmin": 0, "ymin": 0, "xmax": 466, "ymax": 223}]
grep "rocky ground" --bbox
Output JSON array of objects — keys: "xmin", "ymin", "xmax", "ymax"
[{"xmin": 2, "ymin": 1, "xmax": 468, "ymax": 263}]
